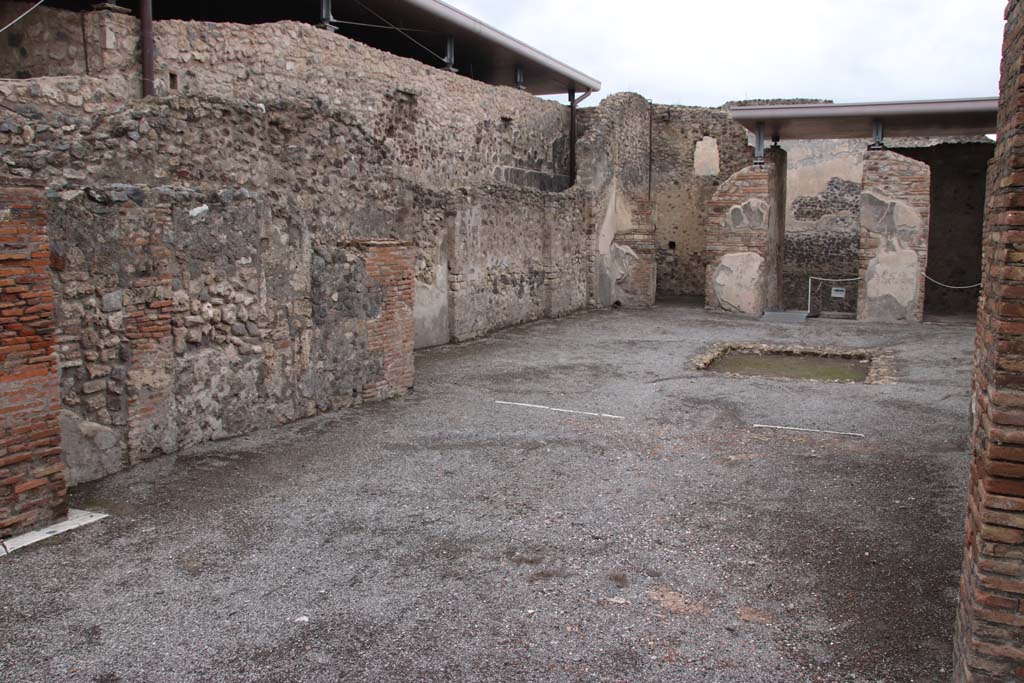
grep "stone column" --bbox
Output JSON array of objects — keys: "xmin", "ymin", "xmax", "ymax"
[
  {"xmin": 857, "ymin": 150, "xmax": 931, "ymax": 322},
  {"xmin": 0, "ymin": 177, "xmax": 66, "ymax": 539},
  {"xmin": 954, "ymin": 0, "xmax": 1024, "ymax": 678},
  {"xmin": 704, "ymin": 155, "xmax": 785, "ymax": 317}
]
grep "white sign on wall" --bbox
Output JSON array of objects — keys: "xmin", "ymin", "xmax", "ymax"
[{"xmin": 831, "ymin": 287, "xmax": 847, "ymax": 299}]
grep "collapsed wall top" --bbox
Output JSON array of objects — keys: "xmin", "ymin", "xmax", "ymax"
[{"xmin": 32, "ymin": 0, "xmax": 601, "ymax": 96}]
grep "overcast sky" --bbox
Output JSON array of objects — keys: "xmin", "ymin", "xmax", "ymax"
[{"xmin": 449, "ymin": 0, "xmax": 1006, "ymax": 107}]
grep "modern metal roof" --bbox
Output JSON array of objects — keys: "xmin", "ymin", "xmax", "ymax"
[
  {"xmin": 730, "ymin": 97, "xmax": 998, "ymax": 140},
  {"xmin": 329, "ymin": 0, "xmax": 601, "ymax": 96}
]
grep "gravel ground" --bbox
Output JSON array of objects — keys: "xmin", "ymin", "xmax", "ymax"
[{"xmin": 0, "ymin": 302, "xmax": 975, "ymax": 682}]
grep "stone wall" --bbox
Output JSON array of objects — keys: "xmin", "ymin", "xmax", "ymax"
[
  {"xmin": 577, "ymin": 93, "xmax": 657, "ymax": 308},
  {"xmin": 955, "ymin": 0, "xmax": 1024, "ymax": 677},
  {"xmin": 784, "ymin": 176, "xmax": 862, "ymax": 314},
  {"xmin": 0, "ymin": 3, "xmax": 140, "ymax": 89},
  {"xmin": 46, "ymin": 185, "xmax": 415, "ymax": 485},
  {"xmin": 1, "ymin": 8, "xmax": 571, "ymax": 193},
  {"xmin": 857, "ymin": 150, "xmax": 931, "ymax": 322},
  {"xmin": 0, "ymin": 7, "xmax": 605, "ymax": 491},
  {"xmin": 649, "ymin": 105, "xmax": 752, "ymax": 297},
  {"xmin": 448, "ymin": 185, "xmax": 591, "ymax": 342},
  {"xmin": 0, "ymin": 177, "xmax": 65, "ymax": 539}
]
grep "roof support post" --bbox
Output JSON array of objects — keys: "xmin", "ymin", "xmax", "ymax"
[
  {"xmin": 869, "ymin": 118, "xmax": 886, "ymax": 149},
  {"xmin": 140, "ymin": 0, "xmax": 155, "ymax": 97},
  {"xmin": 754, "ymin": 121, "xmax": 766, "ymax": 167},
  {"xmin": 318, "ymin": 0, "xmax": 338, "ymax": 31},
  {"xmin": 515, "ymin": 66, "xmax": 525, "ymax": 90},
  {"xmin": 569, "ymin": 87, "xmax": 577, "ymax": 184},
  {"xmin": 445, "ymin": 36, "xmax": 457, "ymax": 72}
]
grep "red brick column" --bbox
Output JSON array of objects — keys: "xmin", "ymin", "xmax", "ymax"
[
  {"xmin": 955, "ymin": 1, "xmax": 1024, "ymax": 679},
  {"xmin": 0, "ymin": 177, "xmax": 65, "ymax": 538},
  {"xmin": 347, "ymin": 240, "xmax": 415, "ymax": 401}
]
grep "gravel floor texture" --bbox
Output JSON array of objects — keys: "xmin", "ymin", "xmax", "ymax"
[{"xmin": 0, "ymin": 303, "xmax": 976, "ymax": 682}]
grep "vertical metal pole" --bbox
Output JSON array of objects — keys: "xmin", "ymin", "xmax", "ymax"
[
  {"xmin": 140, "ymin": 0, "xmax": 154, "ymax": 97},
  {"xmin": 569, "ymin": 87, "xmax": 577, "ymax": 186},
  {"xmin": 515, "ymin": 66, "xmax": 525, "ymax": 90},
  {"xmin": 754, "ymin": 121, "xmax": 765, "ymax": 166},
  {"xmin": 318, "ymin": 0, "xmax": 337, "ymax": 31},
  {"xmin": 870, "ymin": 119, "xmax": 885, "ymax": 149},
  {"xmin": 445, "ymin": 37, "xmax": 456, "ymax": 72}
]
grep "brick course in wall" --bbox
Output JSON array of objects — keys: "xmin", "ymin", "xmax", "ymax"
[
  {"xmin": 0, "ymin": 176, "xmax": 65, "ymax": 538},
  {"xmin": 955, "ymin": 0, "xmax": 1024, "ymax": 678}
]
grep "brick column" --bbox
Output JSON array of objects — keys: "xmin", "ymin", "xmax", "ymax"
[
  {"xmin": 704, "ymin": 162, "xmax": 775, "ymax": 316},
  {"xmin": 0, "ymin": 177, "xmax": 65, "ymax": 538},
  {"xmin": 346, "ymin": 240, "xmax": 415, "ymax": 401},
  {"xmin": 955, "ymin": 1, "xmax": 1024, "ymax": 679}
]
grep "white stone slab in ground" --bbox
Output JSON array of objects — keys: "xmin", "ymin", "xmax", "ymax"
[{"xmin": 1, "ymin": 509, "xmax": 108, "ymax": 556}]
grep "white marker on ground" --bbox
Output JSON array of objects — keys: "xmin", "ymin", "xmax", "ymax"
[
  {"xmin": 752, "ymin": 424, "xmax": 865, "ymax": 438},
  {"xmin": 1, "ymin": 509, "xmax": 108, "ymax": 556},
  {"xmin": 495, "ymin": 400, "xmax": 626, "ymax": 420}
]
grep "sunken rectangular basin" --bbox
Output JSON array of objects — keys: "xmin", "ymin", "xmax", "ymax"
[
  {"xmin": 708, "ymin": 351, "xmax": 869, "ymax": 382},
  {"xmin": 696, "ymin": 344, "xmax": 886, "ymax": 383}
]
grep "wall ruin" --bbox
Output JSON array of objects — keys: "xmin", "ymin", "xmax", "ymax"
[
  {"xmin": 47, "ymin": 185, "xmax": 416, "ymax": 486},
  {"xmin": 577, "ymin": 93, "xmax": 658, "ymax": 308},
  {"xmin": 649, "ymin": 106, "xmax": 752, "ymax": 298},
  {"xmin": 0, "ymin": 5, "xmax": 613, "ymax": 514}
]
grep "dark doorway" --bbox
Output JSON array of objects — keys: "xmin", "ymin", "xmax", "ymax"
[{"xmin": 892, "ymin": 143, "xmax": 994, "ymax": 316}]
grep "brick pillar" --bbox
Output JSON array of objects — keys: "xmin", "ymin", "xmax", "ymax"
[
  {"xmin": 857, "ymin": 149, "xmax": 931, "ymax": 322},
  {"xmin": 0, "ymin": 177, "xmax": 65, "ymax": 538},
  {"xmin": 346, "ymin": 240, "xmax": 415, "ymax": 401},
  {"xmin": 954, "ymin": 1, "xmax": 1024, "ymax": 679},
  {"xmin": 704, "ymin": 163, "xmax": 774, "ymax": 316}
]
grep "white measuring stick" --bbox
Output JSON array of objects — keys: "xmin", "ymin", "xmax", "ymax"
[
  {"xmin": 495, "ymin": 400, "xmax": 626, "ymax": 420},
  {"xmin": 752, "ymin": 423, "xmax": 865, "ymax": 438}
]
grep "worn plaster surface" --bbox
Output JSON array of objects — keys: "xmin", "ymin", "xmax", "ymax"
[
  {"xmin": 711, "ymin": 252, "xmax": 766, "ymax": 316},
  {"xmin": 0, "ymin": 303, "xmax": 971, "ymax": 682}
]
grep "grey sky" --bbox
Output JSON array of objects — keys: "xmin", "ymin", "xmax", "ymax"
[{"xmin": 450, "ymin": 0, "xmax": 1006, "ymax": 107}]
